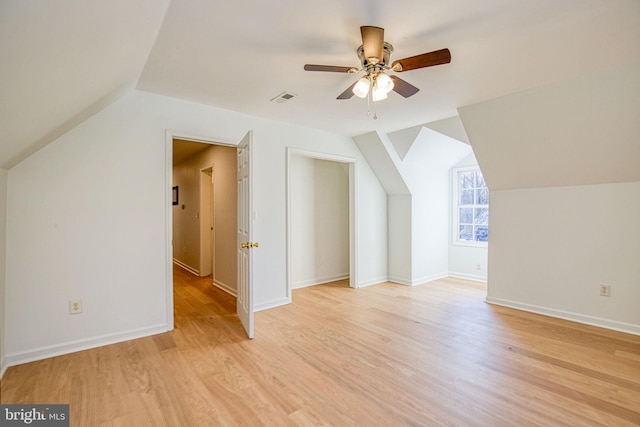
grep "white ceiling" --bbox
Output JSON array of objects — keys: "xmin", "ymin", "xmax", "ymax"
[{"xmin": 2, "ymin": 0, "xmax": 639, "ymax": 169}]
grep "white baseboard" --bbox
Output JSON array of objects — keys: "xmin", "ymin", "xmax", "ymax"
[
  {"xmin": 412, "ymin": 273, "xmax": 449, "ymax": 286},
  {"xmin": 388, "ymin": 276, "xmax": 412, "ymax": 286},
  {"xmin": 4, "ymin": 324, "xmax": 169, "ymax": 369},
  {"xmin": 389, "ymin": 272, "xmax": 448, "ymax": 287},
  {"xmin": 254, "ymin": 297, "xmax": 290, "ymax": 312},
  {"xmin": 0, "ymin": 356, "xmax": 6, "ymax": 380},
  {"xmin": 292, "ymin": 274, "xmax": 349, "ymax": 289},
  {"xmin": 448, "ymin": 272, "xmax": 488, "ymax": 283},
  {"xmin": 173, "ymin": 259, "xmax": 199, "ymax": 276},
  {"xmin": 356, "ymin": 277, "xmax": 388, "ymax": 288},
  {"xmin": 213, "ymin": 279, "xmax": 236, "ymax": 297},
  {"xmin": 486, "ymin": 297, "xmax": 640, "ymax": 336}
]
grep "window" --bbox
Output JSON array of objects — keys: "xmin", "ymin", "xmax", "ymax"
[{"xmin": 453, "ymin": 167, "xmax": 488, "ymax": 246}]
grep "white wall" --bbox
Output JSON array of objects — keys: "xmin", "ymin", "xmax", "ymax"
[
  {"xmin": 448, "ymin": 154, "xmax": 488, "ymax": 281},
  {"xmin": 172, "ymin": 156, "xmax": 201, "ymax": 272},
  {"xmin": 488, "ymin": 183, "xmax": 640, "ymax": 334},
  {"xmin": 5, "ymin": 90, "xmax": 388, "ymax": 366},
  {"xmin": 356, "ymin": 166, "xmax": 389, "ymax": 288},
  {"xmin": 399, "ymin": 128, "xmax": 471, "ymax": 284},
  {"xmin": 459, "ymin": 61, "xmax": 640, "ymax": 334},
  {"xmin": 209, "ymin": 146, "xmax": 238, "ymax": 293},
  {"xmin": 290, "ymin": 157, "xmax": 349, "ymax": 288},
  {"xmin": 355, "ymin": 128, "xmax": 471, "ymax": 286},
  {"xmin": 387, "ymin": 195, "xmax": 412, "ymax": 284},
  {"xmin": 199, "ymin": 168, "xmax": 213, "ymax": 276},
  {"xmin": 354, "ymin": 131, "xmax": 412, "ymax": 284},
  {"xmin": 0, "ymin": 169, "xmax": 7, "ymax": 377}
]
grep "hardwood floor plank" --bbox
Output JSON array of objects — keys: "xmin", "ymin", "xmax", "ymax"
[{"xmin": 2, "ymin": 266, "xmax": 639, "ymax": 425}]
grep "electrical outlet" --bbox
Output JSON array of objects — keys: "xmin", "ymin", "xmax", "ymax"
[
  {"xmin": 69, "ymin": 299, "xmax": 83, "ymax": 314},
  {"xmin": 476, "ymin": 264, "xmax": 482, "ymax": 271},
  {"xmin": 599, "ymin": 284, "xmax": 611, "ymax": 297}
]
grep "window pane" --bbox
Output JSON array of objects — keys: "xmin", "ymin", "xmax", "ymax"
[
  {"xmin": 474, "ymin": 226, "xmax": 489, "ymax": 242},
  {"xmin": 459, "ymin": 225, "xmax": 473, "ymax": 241},
  {"xmin": 460, "ymin": 189, "xmax": 474, "ymax": 205},
  {"xmin": 476, "ymin": 188, "xmax": 489, "ymax": 205},
  {"xmin": 459, "ymin": 208, "xmax": 473, "ymax": 224},
  {"xmin": 459, "ymin": 172, "xmax": 475, "ymax": 189},
  {"xmin": 474, "ymin": 208, "xmax": 489, "ymax": 225},
  {"xmin": 474, "ymin": 172, "xmax": 486, "ymax": 188},
  {"xmin": 454, "ymin": 167, "xmax": 489, "ymax": 244}
]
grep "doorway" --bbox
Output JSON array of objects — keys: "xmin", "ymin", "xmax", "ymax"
[
  {"xmin": 172, "ymin": 138, "xmax": 237, "ymax": 293},
  {"xmin": 167, "ymin": 136, "xmax": 239, "ymax": 328},
  {"xmin": 286, "ymin": 148, "xmax": 358, "ymax": 301}
]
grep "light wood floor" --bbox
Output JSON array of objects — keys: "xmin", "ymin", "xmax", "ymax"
[{"xmin": 2, "ymin": 266, "xmax": 639, "ymax": 426}]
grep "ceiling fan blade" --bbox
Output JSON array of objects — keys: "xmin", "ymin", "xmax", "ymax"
[
  {"xmin": 360, "ymin": 26, "xmax": 384, "ymax": 63},
  {"xmin": 391, "ymin": 48, "xmax": 451, "ymax": 72},
  {"xmin": 304, "ymin": 64, "xmax": 357, "ymax": 73},
  {"xmin": 390, "ymin": 75, "xmax": 419, "ymax": 98},
  {"xmin": 337, "ymin": 81, "xmax": 357, "ymax": 99}
]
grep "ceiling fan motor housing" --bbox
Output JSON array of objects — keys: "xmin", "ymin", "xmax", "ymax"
[{"xmin": 357, "ymin": 42, "xmax": 394, "ymax": 71}]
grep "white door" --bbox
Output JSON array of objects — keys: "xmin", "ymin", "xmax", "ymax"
[{"xmin": 237, "ymin": 131, "xmax": 254, "ymax": 338}]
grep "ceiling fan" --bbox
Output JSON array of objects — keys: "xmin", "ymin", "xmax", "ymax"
[{"xmin": 304, "ymin": 26, "xmax": 451, "ymax": 105}]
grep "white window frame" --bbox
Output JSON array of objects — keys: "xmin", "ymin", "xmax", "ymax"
[{"xmin": 452, "ymin": 166, "xmax": 489, "ymax": 248}]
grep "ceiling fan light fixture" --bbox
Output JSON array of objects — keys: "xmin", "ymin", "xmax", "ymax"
[
  {"xmin": 371, "ymin": 85, "xmax": 388, "ymax": 102},
  {"xmin": 352, "ymin": 77, "xmax": 370, "ymax": 98},
  {"xmin": 376, "ymin": 73, "xmax": 394, "ymax": 94},
  {"xmin": 304, "ymin": 25, "xmax": 451, "ymax": 117}
]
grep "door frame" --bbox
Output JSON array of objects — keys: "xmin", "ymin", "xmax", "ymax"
[
  {"xmin": 199, "ymin": 165, "xmax": 214, "ymax": 277},
  {"xmin": 164, "ymin": 130, "xmax": 238, "ymax": 330},
  {"xmin": 285, "ymin": 147, "xmax": 359, "ymax": 302}
]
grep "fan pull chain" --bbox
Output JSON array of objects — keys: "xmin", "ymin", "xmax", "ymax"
[
  {"xmin": 371, "ymin": 76, "xmax": 378, "ymax": 119},
  {"xmin": 364, "ymin": 78, "xmax": 378, "ymax": 119},
  {"xmin": 369, "ymin": 89, "xmax": 378, "ymax": 120},
  {"xmin": 366, "ymin": 95, "xmax": 378, "ymax": 119}
]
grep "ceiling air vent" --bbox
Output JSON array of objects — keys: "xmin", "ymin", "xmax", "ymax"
[{"xmin": 271, "ymin": 91, "xmax": 297, "ymax": 103}]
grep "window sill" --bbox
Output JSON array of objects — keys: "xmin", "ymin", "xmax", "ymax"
[{"xmin": 453, "ymin": 240, "xmax": 488, "ymax": 248}]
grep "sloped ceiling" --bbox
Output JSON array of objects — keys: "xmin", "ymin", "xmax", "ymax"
[
  {"xmin": 2, "ymin": 0, "xmax": 639, "ymax": 170},
  {"xmin": 459, "ymin": 60, "xmax": 640, "ymax": 190},
  {"xmin": 0, "ymin": 0, "xmax": 171, "ymax": 169}
]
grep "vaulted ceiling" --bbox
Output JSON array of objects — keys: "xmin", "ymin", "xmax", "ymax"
[{"xmin": 2, "ymin": 0, "xmax": 639, "ymax": 169}]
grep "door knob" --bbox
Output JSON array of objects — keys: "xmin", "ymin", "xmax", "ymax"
[
  {"xmin": 241, "ymin": 242, "xmax": 249, "ymax": 248},
  {"xmin": 250, "ymin": 242, "xmax": 259, "ymax": 248}
]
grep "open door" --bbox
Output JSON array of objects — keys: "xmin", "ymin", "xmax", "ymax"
[{"xmin": 237, "ymin": 131, "xmax": 255, "ymax": 339}]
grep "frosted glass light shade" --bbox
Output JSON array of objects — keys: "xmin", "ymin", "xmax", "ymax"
[
  {"xmin": 376, "ymin": 73, "xmax": 394, "ymax": 94},
  {"xmin": 352, "ymin": 77, "xmax": 370, "ymax": 98},
  {"xmin": 372, "ymin": 86, "xmax": 388, "ymax": 101}
]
